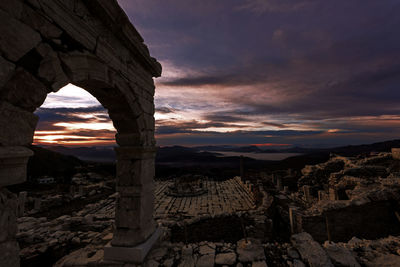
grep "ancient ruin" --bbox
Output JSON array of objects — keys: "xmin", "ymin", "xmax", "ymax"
[
  {"xmin": 6, "ymin": 145, "xmax": 400, "ymax": 266},
  {"xmin": 0, "ymin": 0, "xmax": 161, "ymax": 265},
  {"xmin": 1, "ymin": 1, "xmax": 400, "ymax": 267},
  {"xmin": 166, "ymin": 175, "xmax": 208, "ymax": 197}
]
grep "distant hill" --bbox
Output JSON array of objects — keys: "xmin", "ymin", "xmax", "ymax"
[
  {"xmin": 30, "ymin": 139, "xmax": 400, "ymax": 179},
  {"xmin": 195, "ymin": 145, "xmax": 263, "ymax": 153},
  {"xmin": 42, "ymin": 145, "xmax": 116, "ymax": 162},
  {"xmin": 196, "ymin": 140, "xmax": 400, "ymax": 155},
  {"xmin": 27, "ymin": 145, "xmax": 83, "ymax": 181},
  {"xmin": 323, "ymin": 139, "xmax": 400, "ymax": 156},
  {"xmin": 156, "ymin": 145, "xmax": 222, "ymax": 162},
  {"xmin": 196, "ymin": 145, "xmax": 320, "ymax": 154},
  {"xmin": 39, "ymin": 139, "xmax": 400, "ymax": 163}
]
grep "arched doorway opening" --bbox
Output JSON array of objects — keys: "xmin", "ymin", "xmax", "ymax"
[
  {"xmin": 1, "ymin": 33, "xmax": 160, "ymax": 267},
  {"xmin": 34, "ymin": 83, "xmax": 117, "ymax": 147},
  {"xmin": 1, "ymin": 56, "xmax": 159, "ymax": 263},
  {"xmin": 9, "ymin": 84, "xmax": 118, "ymax": 266}
]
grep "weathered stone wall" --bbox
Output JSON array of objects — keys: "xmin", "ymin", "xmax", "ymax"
[
  {"xmin": 0, "ymin": 189, "xmax": 20, "ymax": 267},
  {"xmin": 0, "ymin": 0, "xmax": 161, "ymax": 264},
  {"xmin": 0, "ymin": 0, "xmax": 161, "ymax": 148},
  {"xmin": 392, "ymin": 148, "xmax": 400, "ymax": 160},
  {"xmin": 295, "ymin": 201, "xmax": 400, "ymax": 243}
]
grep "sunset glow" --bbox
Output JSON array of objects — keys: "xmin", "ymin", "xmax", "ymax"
[
  {"xmin": 34, "ymin": 84, "xmax": 116, "ymax": 146},
  {"xmin": 34, "ymin": 0, "xmax": 400, "ymax": 148}
]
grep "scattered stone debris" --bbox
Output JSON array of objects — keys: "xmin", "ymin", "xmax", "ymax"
[
  {"xmin": 17, "ymin": 193, "xmax": 116, "ymax": 265},
  {"xmin": 16, "ymin": 149, "xmax": 400, "ymax": 266},
  {"xmin": 287, "ymin": 152, "xmax": 400, "ymax": 243}
]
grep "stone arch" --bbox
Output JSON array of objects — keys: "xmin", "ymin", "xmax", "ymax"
[
  {"xmin": 45, "ymin": 52, "xmax": 147, "ymax": 145},
  {"xmin": 0, "ymin": 0, "xmax": 161, "ymax": 265}
]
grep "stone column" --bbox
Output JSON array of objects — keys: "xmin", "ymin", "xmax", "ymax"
[
  {"xmin": 0, "ymin": 146, "xmax": 33, "ymax": 267},
  {"xmin": 18, "ymin": 191, "xmax": 27, "ymax": 217},
  {"xmin": 283, "ymin": 186, "xmax": 289, "ymax": 193},
  {"xmin": 318, "ymin": 190, "xmax": 325, "ymax": 201},
  {"xmin": 289, "ymin": 206, "xmax": 299, "ymax": 234},
  {"xmin": 392, "ymin": 148, "xmax": 400, "ymax": 160},
  {"xmin": 277, "ymin": 177, "xmax": 283, "ymax": 191},
  {"xmin": 328, "ymin": 188, "xmax": 338, "ymax": 201},
  {"xmin": 69, "ymin": 185, "xmax": 75, "ymax": 196},
  {"xmin": 78, "ymin": 185, "xmax": 84, "ymax": 196},
  {"xmin": 303, "ymin": 185, "xmax": 311, "ymax": 202},
  {"xmin": 0, "ymin": 188, "xmax": 20, "ymax": 267},
  {"xmin": 34, "ymin": 198, "xmax": 41, "ymax": 211},
  {"xmin": 105, "ymin": 146, "xmax": 161, "ymax": 263}
]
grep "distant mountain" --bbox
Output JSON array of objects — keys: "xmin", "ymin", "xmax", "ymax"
[
  {"xmin": 156, "ymin": 145, "xmax": 253, "ymax": 166},
  {"xmin": 42, "ymin": 145, "xmax": 116, "ymax": 162},
  {"xmin": 27, "ymin": 139, "xmax": 400, "ymax": 181},
  {"xmin": 323, "ymin": 139, "xmax": 400, "ymax": 156},
  {"xmin": 196, "ymin": 145, "xmax": 320, "ymax": 154},
  {"xmin": 196, "ymin": 140, "xmax": 400, "ymax": 155},
  {"xmin": 27, "ymin": 145, "xmax": 83, "ymax": 181},
  {"xmin": 37, "ymin": 139, "xmax": 400, "ymax": 167},
  {"xmin": 196, "ymin": 145, "xmax": 263, "ymax": 153}
]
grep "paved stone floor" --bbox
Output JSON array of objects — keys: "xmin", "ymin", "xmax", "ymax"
[{"xmin": 154, "ymin": 177, "xmax": 256, "ymax": 219}]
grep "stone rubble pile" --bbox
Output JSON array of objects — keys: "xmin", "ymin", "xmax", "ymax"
[
  {"xmin": 20, "ymin": 180, "xmax": 113, "ymax": 216},
  {"xmin": 299, "ymin": 158, "xmax": 346, "ymax": 188},
  {"xmin": 56, "ymin": 238, "xmax": 297, "ymax": 267},
  {"xmin": 19, "ymin": 149, "xmax": 400, "ymax": 266},
  {"xmin": 18, "ymin": 178, "xmax": 266, "ymax": 265},
  {"xmin": 299, "ymin": 152, "xmax": 397, "ymax": 191},
  {"xmin": 17, "ymin": 193, "xmax": 116, "ymax": 263},
  {"xmin": 54, "ymin": 231, "xmax": 400, "ymax": 267},
  {"xmin": 295, "ymin": 152, "xmax": 400, "ymax": 216},
  {"xmin": 290, "ymin": 232, "xmax": 400, "ymax": 267}
]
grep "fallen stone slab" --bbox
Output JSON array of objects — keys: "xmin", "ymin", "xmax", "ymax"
[
  {"xmin": 196, "ymin": 254, "xmax": 215, "ymax": 267},
  {"xmin": 252, "ymin": 261, "xmax": 268, "ymax": 267},
  {"xmin": 291, "ymin": 232, "xmax": 333, "ymax": 267},
  {"xmin": 323, "ymin": 241, "xmax": 360, "ymax": 267},
  {"xmin": 215, "ymin": 252, "xmax": 236, "ymax": 265},
  {"xmin": 364, "ymin": 254, "xmax": 400, "ymax": 267},
  {"xmin": 236, "ymin": 238, "xmax": 266, "ymax": 262}
]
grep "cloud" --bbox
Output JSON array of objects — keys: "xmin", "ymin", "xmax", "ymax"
[
  {"xmin": 261, "ymin": 122, "xmax": 288, "ymax": 129},
  {"xmin": 237, "ymin": 0, "xmax": 316, "ymax": 14},
  {"xmin": 37, "ymin": 0, "xmax": 400, "ymax": 147},
  {"xmin": 202, "ymin": 114, "xmax": 250, "ymax": 123},
  {"xmin": 34, "ymin": 106, "xmax": 116, "ymax": 145},
  {"xmin": 35, "ymin": 106, "xmax": 112, "ymax": 129},
  {"xmin": 155, "ymin": 107, "xmax": 177, "ymax": 114},
  {"xmin": 159, "ymin": 73, "xmax": 267, "ymax": 87},
  {"xmin": 156, "ymin": 119, "xmax": 249, "ymax": 134}
]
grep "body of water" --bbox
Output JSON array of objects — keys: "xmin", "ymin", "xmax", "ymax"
[{"xmin": 215, "ymin": 151, "xmax": 302, "ymax": 161}]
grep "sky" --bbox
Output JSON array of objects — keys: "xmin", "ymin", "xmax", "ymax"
[{"xmin": 34, "ymin": 0, "xmax": 400, "ymax": 148}]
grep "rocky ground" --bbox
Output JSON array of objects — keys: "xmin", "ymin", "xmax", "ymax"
[
  {"xmin": 17, "ymin": 193, "xmax": 115, "ymax": 266},
  {"xmin": 16, "ymin": 150, "xmax": 400, "ymax": 266},
  {"xmin": 53, "ymin": 232, "xmax": 400, "ymax": 267}
]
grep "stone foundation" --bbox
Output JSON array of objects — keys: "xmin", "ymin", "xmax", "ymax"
[
  {"xmin": 0, "ymin": 188, "xmax": 20, "ymax": 267},
  {"xmin": 104, "ymin": 227, "xmax": 162, "ymax": 263},
  {"xmin": 392, "ymin": 148, "xmax": 400, "ymax": 160},
  {"xmin": 293, "ymin": 200, "xmax": 400, "ymax": 243}
]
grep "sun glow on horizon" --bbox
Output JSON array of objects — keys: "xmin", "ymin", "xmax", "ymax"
[
  {"xmin": 53, "ymin": 122, "xmax": 115, "ymax": 131},
  {"xmin": 34, "ymin": 84, "xmax": 116, "ymax": 146}
]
